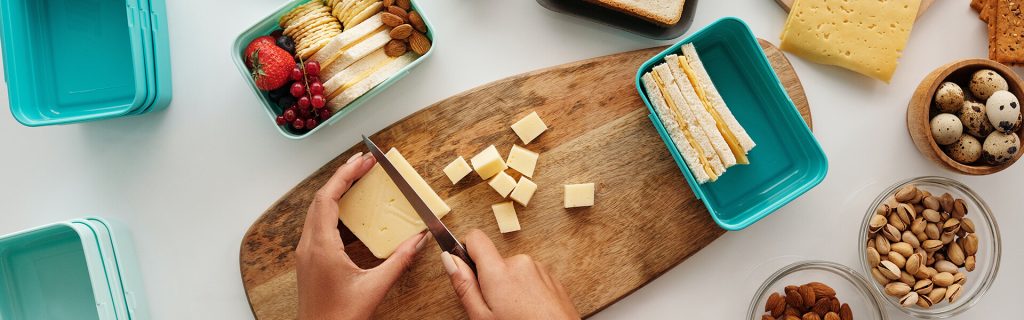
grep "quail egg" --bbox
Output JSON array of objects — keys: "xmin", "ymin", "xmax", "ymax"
[
  {"xmin": 935, "ymin": 82, "xmax": 965, "ymax": 113},
  {"xmin": 960, "ymin": 100, "xmax": 995, "ymax": 138},
  {"xmin": 970, "ymin": 69, "xmax": 1008, "ymax": 101},
  {"xmin": 931, "ymin": 113, "xmax": 964, "ymax": 145},
  {"xmin": 985, "ymin": 90, "xmax": 1022, "ymax": 133},
  {"xmin": 982, "ymin": 131, "xmax": 1020, "ymax": 164},
  {"xmin": 946, "ymin": 135, "xmax": 982, "ymax": 164}
]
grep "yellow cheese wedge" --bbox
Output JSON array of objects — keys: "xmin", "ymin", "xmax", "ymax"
[
  {"xmin": 651, "ymin": 69, "xmax": 718, "ymax": 181},
  {"xmin": 676, "ymin": 56, "xmax": 749, "ymax": 164}
]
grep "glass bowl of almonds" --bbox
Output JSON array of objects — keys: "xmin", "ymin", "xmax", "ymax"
[
  {"xmin": 748, "ymin": 260, "xmax": 887, "ymax": 320},
  {"xmin": 860, "ymin": 176, "xmax": 1001, "ymax": 318}
]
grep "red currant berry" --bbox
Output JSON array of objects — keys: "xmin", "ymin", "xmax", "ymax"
[
  {"xmin": 318, "ymin": 108, "xmax": 332, "ymax": 120},
  {"xmin": 311, "ymin": 94, "xmax": 325, "ymax": 108},
  {"xmin": 290, "ymin": 67, "xmax": 303, "ymax": 81},
  {"xmin": 306, "ymin": 118, "xmax": 318, "ymax": 129},
  {"xmin": 309, "ymin": 82, "xmax": 324, "ymax": 95},
  {"xmin": 283, "ymin": 109, "xmax": 297, "ymax": 122},
  {"xmin": 308, "ymin": 76, "xmax": 320, "ymax": 83},
  {"xmin": 290, "ymin": 82, "xmax": 305, "ymax": 97},
  {"xmin": 276, "ymin": 115, "xmax": 286, "ymax": 125},
  {"xmin": 305, "ymin": 61, "xmax": 320, "ymax": 77},
  {"xmin": 292, "ymin": 118, "xmax": 305, "ymax": 130},
  {"xmin": 297, "ymin": 96, "xmax": 310, "ymax": 109}
]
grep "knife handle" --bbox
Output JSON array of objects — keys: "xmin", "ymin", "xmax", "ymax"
[{"xmin": 449, "ymin": 244, "xmax": 477, "ymax": 274}]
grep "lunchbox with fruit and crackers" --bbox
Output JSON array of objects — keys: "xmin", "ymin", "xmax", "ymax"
[{"xmin": 232, "ymin": 0, "xmax": 434, "ymax": 139}]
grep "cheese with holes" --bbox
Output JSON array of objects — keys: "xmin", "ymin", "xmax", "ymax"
[
  {"xmin": 564, "ymin": 183, "xmax": 595, "ymax": 208},
  {"xmin": 443, "ymin": 156, "xmax": 472, "ymax": 185},
  {"xmin": 338, "ymin": 148, "xmax": 450, "ymax": 258},
  {"xmin": 511, "ymin": 112, "xmax": 548, "ymax": 144},
  {"xmin": 470, "ymin": 145, "xmax": 507, "ymax": 179},
  {"xmin": 779, "ymin": 0, "xmax": 920, "ymax": 82},
  {"xmin": 509, "ymin": 177, "xmax": 537, "ymax": 206},
  {"xmin": 506, "ymin": 145, "xmax": 539, "ymax": 177},
  {"xmin": 488, "ymin": 171, "xmax": 517, "ymax": 198},
  {"xmin": 492, "ymin": 201, "xmax": 521, "ymax": 233}
]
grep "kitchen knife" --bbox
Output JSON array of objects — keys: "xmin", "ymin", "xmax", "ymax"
[{"xmin": 361, "ymin": 135, "xmax": 476, "ymax": 272}]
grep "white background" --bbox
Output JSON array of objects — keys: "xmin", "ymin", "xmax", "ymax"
[{"xmin": 0, "ymin": 0, "xmax": 1020, "ymax": 319}]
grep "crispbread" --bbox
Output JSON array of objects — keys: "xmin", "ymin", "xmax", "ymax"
[
  {"xmin": 641, "ymin": 73, "xmax": 712, "ymax": 183},
  {"xmin": 584, "ymin": 0, "xmax": 685, "ymax": 27},
  {"xmin": 994, "ymin": 0, "xmax": 1024, "ymax": 65},
  {"xmin": 665, "ymin": 54, "xmax": 737, "ymax": 168}
]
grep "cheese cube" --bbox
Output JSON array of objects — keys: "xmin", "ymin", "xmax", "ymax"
[
  {"xmin": 506, "ymin": 145, "xmax": 539, "ymax": 177},
  {"xmin": 509, "ymin": 177, "xmax": 537, "ymax": 206},
  {"xmin": 564, "ymin": 183, "xmax": 595, "ymax": 208},
  {"xmin": 470, "ymin": 145, "xmax": 507, "ymax": 179},
  {"xmin": 338, "ymin": 148, "xmax": 451, "ymax": 258},
  {"xmin": 443, "ymin": 156, "xmax": 472, "ymax": 185},
  {"xmin": 488, "ymin": 171, "xmax": 517, "ymax": 198},
  {"xmin": 492, "ymin": 201, "xmax": 521, "ymax": 233},
  {"xmin": 511, "ymin": 112, "xmax": 548, "ymax": 144}
]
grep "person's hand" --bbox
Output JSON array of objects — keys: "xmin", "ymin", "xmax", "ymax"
[
  {"xmin": 296, "ymin": 152, "xmax": 430, "ymax": 320},
  {"xmin": 442, "ymin": 229, "xmax": 580, "ymax": 320}
]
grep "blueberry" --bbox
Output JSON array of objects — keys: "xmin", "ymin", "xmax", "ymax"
[
  {"xmin": 268, "ymin": 86, "xmax": 289, "ymax": 100},
  {"xmin": 278, "ymin": 95, "xmax": 297, "ymax": 109},
  {"xmin": 277, "ymin": 36, "xmax": 296, "ymax": 55}
]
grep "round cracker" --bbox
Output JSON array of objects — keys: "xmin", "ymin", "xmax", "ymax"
[
  {"xmin": 296, "ymin": 23, "xmax": 339, "ymax": 44},
  {"xmin": 294, "ymin": 17, "xmax": 340, "ymax": 40},
  {"xmin": 344, "ymin": 2, "xmax": 381, "ymax": 28},
  {"xmin": 279, "ymin": 2, "xmax": 325, "ymax": 28},
  {"xmin": 298, "ymin": 37, "xmax": 333, "ymax": 59},
  {"xmin": 284, "ymin": 11, "xmax": 331, "ymax": 37},
  {"xmin": 342, "ymin": 0, "xmax": 377, "ymax": 22}
]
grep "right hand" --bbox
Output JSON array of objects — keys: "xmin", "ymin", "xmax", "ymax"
[{"xmin": 441, "ymin": 229, "xmax": 580, "ymax": 320}]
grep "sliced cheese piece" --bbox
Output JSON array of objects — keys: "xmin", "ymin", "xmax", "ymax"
[
  {"xmin": 319, "ymin": 28, "xmax": 391, "ymax": 80},
  {"xmin": 564, "ymin": 183, "xmax": 594, "ymax": 208},
  {"xmin": 506, "ymin": 145, "xmax": 538, "ymax": 178},
  {"xmin": 511, "ymin": 112, "xmax": 548, "ymax": 144},
  {"xmin": 325, "ymin": 53, "xmax": 415, "ymax": 111},
  {"xmin": 488, "ymin": 171, "xmax": 517, "ymax": 198},
  {"xmin": 492, "ymin": 202, "xmax": 521, "ymax": 233},
  {"xmin": 470, "ymin": 145, "xmax": 507, "ymax": 180},
  {"xmin": 779, "ymin": 0, "xmax": 920, "ymax": 82},
  {"xmin": 311, "ymin": 14, "xmax": 384, "ymax": 69},
  {"xmin": 443, "ymin": 156, "xmax": 472, "ymax": 185},
  {"xmin": 338, "ymin": 148, "xmax": 450, "ymax": 258},
  {"xmin": 509, "ymin": 177, "xmax": 537, "ymax": 207}
]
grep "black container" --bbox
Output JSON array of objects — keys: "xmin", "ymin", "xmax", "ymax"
[{"xmin": 536, "ymin": 0, "xmax": 699, "ymax": 40}]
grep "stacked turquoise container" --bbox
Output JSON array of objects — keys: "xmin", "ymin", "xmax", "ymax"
[
  {"xmin": 0, "ymin": 0, "xmax": 172, "ymax": 126},
  {"xmin": 0, "ymin": 217, "xmax": 149, "ymax": 320}
]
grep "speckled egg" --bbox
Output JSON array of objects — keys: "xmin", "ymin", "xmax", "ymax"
[
  {"xmin": 970, "ymin": 69, "xmax": 1008, "ymax": 101},
  {"xmin": 982, "ymin": 131, "xmax": 1020, "ymax": 164},
  {"xmin": 985, "ymin": 90, "xmax": 1022, "ymax": 133},
  {"xmin": 960, "ymin": 100, "xmax": 995, "ymax": 138},
  {"xmin": 931, "ymin": 113, "xmax": 964, "ymax": 145},
  {"xmin": 946, "ymin": 135, "xmax": 982, "ymax": 164},
  {"xmin": 934, "ymin": 82, "xmax": 965, "ymax": 113}
]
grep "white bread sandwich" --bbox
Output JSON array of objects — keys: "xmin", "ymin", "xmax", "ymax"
[
  {"xmin": 677, "ymin": 43, "xmax": 756, "ymax": 162},
  {"xmin": 664, "ymin": 53, "xmax": 737, "ymax": 167},
  {"xmin": 309, "ymin": 13, "xmax": 388, "ymax": 75},
  {"xmin": 585, "ymin": 0, "xmax": 685, "ymax": 27},
  {"xmin": 643, "ymin": 64, "xmax": 724, "ymax": 183},
  {"xmin": 324, "ymin": 51, "xmax": 416, "ymax": 111}
]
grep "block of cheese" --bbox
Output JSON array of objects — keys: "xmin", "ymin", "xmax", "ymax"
[
  {"xmin": 509, "ymin": 177, "xmax": 537, "ymax": 206},
  {"xmin": 443, "ymin": 156, "xmax": 472, "ymax": 185},
  {"xmin": 488, "ymin": 171, "xmax": 517, "ymax": 198},
  {"xmin": 338, "ymin": 148, "xmax": 451, "ymax": 258},
  {"xmin": 506, "ymin": 145, "xmax": 539, "ymax": 178},
  {"xmin": 470, "ymin": 145, "xmax": 507, "ymax": 180},
  {"xmin": 779, "ymin": 0, "xmax": 920, "ymax": 82},
  {"xmin": 511, "ymin": 112, "xmax": 548, "ymax": 144},
  {"xmin": 564, "ymin": 183, "xmax": 595, "ymax": 208},
  {"xmin": 491, "ymin": 201, "xmax": 521, "ymax": 233}
]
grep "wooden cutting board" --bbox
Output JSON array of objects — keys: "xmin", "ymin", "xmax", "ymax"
[
  {"xmin": 240, "ymin": 40, "xmax": 812, "ymax": 319},
  {"xmin": 775, "ymin": 0, "xmax": 934, "ymax": 18}
]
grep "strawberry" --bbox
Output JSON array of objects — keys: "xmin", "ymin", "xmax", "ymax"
[
  {"xmin": 249, "ymin": 46, "xmax": 294, "ymax": 91},
  {"xmin": 244, "ymin": 36, "xmax": 277, "ymax": 68}
]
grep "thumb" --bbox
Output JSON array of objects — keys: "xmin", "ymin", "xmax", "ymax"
[
  {"xmin": 372, "ymin": 232, "xmax": 428, "ymax": 282},
  {"xmin": 442, "ymin": 252, "xmax": 493, "ymax": 319}
]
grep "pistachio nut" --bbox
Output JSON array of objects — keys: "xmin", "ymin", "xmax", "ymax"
[
  {"xmin": 911, "ymin": 217, "xmax": 927, "ymax": 234},
  {"xmin": 946, "ymin": 283, "xmax": 963, "ymax": 303},
  {"xmin": 903, "ymin": 230, "xmax": 921, "ymax": 249},
  {"xmin": 897, "ymin": 203, "xmax": 916, "ymax": 224},
  {"xmin": 965, "ymin": 255, "xmax": 976, "ymax": 272},
  {"xmin": 947, "ymin": 242, "xmax": 966, "ymax": 266},
  {"xmin": 888, "ymin": 251, "xmax": 907, "ymax": 269},
  {"xmin": 867, "ymin": 246, "xmax": 881, "ymax": 267},
  {"xmin": 922, "ymin": 239, "xmax": 943, "ymax": 252},
  {"xmin": 915, "ymin": 204, "xmax": 926, "ymax": 215},
  {"xmin": 922, "ymin": 196, "xmax": 940, "ymax": 211},
  {"xmin": 899, "ymin": 292, "xmax": 919, "ymax": 307},
  {"xmin": 883, "ymin": 224, "xmax": 901, "ymax": 242},
  {"xmin": 915, "ymin": 231, "xmax": 928, "ymax": 243},
  {"xmin": 906, "ymin": 253, "xmax": 922, "ymax": 275},
  {"xmin": 928, "ymin": 287, "xmax": 947, "ymax": 305},
  {"xmin": 939, "ymin": 193, "xmax": 954, "ymax": 213},
  {"xmin": 876, "ymin": 235, "xmax": 891, "ymax": 255},
  {"xmin": 934, "ymin": 252, "xmax": 946, "ymax": 262},
  {"xmin": 879, "ymin": 261, "xmax": 901, "ymax": 280},
  {"xmin": 890, "ymin": 213, "xmax": 909, "ymax": 231},
  {"xmin": 961, "ymin": 234, "xmax": 978, "ymax": 256},
  {"xmin": 926, "ymin": 253, "xmax": 936, "ymax": 266},
  {"xmin": 895, "ymin": 184, "xmax": 918, "ymax": 202},
  {"xmin": 940, "ymin": 232, "xmax": 955, "ymax": 245},
  {"xmin": 913, "ymin": 279, "xmax": 934, "ymax": 295},
  {"xmin": 925, "ymin": 223, "xmax": 941, "ymax": 240},
  {"xmin": 943, "ymin": 218, "xmax": 961, "ymax": 234},
  {"xmin": 932, "ymin": 272, "xmax": 955, "ymax": 287},
  {"xmin": 869, "ymin": 214, "xmax": 887, "ymax": 232},
  {"xmin": 885, "ymin": 282, "xmax": 911, "ymax": 296},
  {"xmin": 952, "ymin": 198, "xmax": 967, "ymax": 218},
  {"xmin": 922, "ymin": 209, "xmax": 942, "ymax": 223},
  {"xmin": 961, "ymin": 217, "xmax": 976, "ymax": 233},
  {"xmin": 900, "ymin": 271, "xmax": 917, "ymax": 286},
  {"xmin": 875, "ymin": 203, "xmax": 891, "ymax": 216},
  {"xmin": 891, "ymin": 242, "xmax": 913, "ymax": 257},
  {"xmin": 953, "ymin": 272, "xmax": 966, "ymax": 286},
  {"xmin": 916, "ymin": 294, "xmax": 934, "ymax": 308},
  {"xmin": 871, "ymin": 268, "xmax": 891, "ymax": 285},
  {"xmin": 867, "ymin": 238, "xmax": 875, "ymax": 249}
]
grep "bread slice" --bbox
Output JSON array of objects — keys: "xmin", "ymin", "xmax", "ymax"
[
  {"xmin": 586, "ymin": 0, "xmax": 685, "ymax": 26},
  {"xmin": 325, "ymin": 53, "xmax": 416, "ymax": 111},
  {"xmin": 665, "ymin": 54, "xmax": 737, "ymax": 168},
  {"xmin": 680, "ymin": 44, "xmax": 756, "ymax": 157},
  {"xmin": 642, "ymin": 73, "xmax": 712, "ymax": 183},
  {"xmin": 652, "ymin": 64, "xmax": 726, "ymax": 178}
]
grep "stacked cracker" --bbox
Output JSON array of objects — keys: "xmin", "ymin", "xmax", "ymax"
[
  {"xmin": 327, "ymin": 0, "xmax": 383, "ymax": 28},
  {"xmin": 971, "ymin": 0, "xmax": 1024, "ymax": 65},
  {"xmin": 279, "ymin": 1, "xmax": 342, "ymax": 59}
]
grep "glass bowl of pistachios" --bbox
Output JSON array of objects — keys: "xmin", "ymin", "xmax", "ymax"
[{"xmin": 859, "ymin": 176, "xmax": 1001, "ymax": 318}]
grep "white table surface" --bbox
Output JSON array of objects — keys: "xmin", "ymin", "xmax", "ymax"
[{"xmin": 0, "ymin": 0, "xmax": 1019, "ymax": 319}]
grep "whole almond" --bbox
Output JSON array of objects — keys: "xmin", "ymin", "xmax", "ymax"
[
  {"xmin": 408, "ymin": 10, "xmax": 427, "ymax": 32},
  {"xmin": 913, "ymin": 279, "xmax": 934, "ymax": 294},
  {"xmin": 786, "ymin": 316, "xmax": 801, "ymax": 320},
  {"xmin": 384, "ymin": 0, "xmax": 395, "ymax": 6},
  {"xmin": 879, "ymin": 261, "xmax": 901, "ymax": 280},
  {"xmin": 895, "ymin": 185, "xmax": 918, "ymax": 202},
  {"xmin": 384, "ymin": 39, "xmax": 407, "ymax": 57},
  {"xmin": 390, "ymin": 24, "xmax": 413, "ymax": 40},
  {"xmin": 408, "ymin": 31, "xmax": 431, "ymax": 55},
  {"xmin": 932, "ymin": 272, "xmax": 955, "ymax": 287},
  {"xmin": 839, "ymin": 303, "xmax": 852, "ymax": 320},
  {"xmin": 900, "ymin": 292, "xmax": 919, "ymax": 307},
  {"xmin": 808, "ymin": 282, "xmax": 836, "ymax": 297},
  {"xmin": 829, "ymin": 297, "xmax": 840, "ymax": 313},
  {"xmin": 885, "ymin": 282, "xmax": 911, "ymax": 296},
  {"xmin": 396, "ymin": 0, "xmax": 411, "ymax": 10},
  {"xmin": 766, "ymin": 292, "xmax": 785, "ymax": 316},
  {"xmin": 812, "ymin": 299, "xmax": 831, "ymax": 316},
  {"xmin": 387, "ymin": 5, "xmax": 408, "ymax": 21},
  {"xmin": 763, "ymin": 315, "xmax": 776, "ymax": 320},
  {"xmin": 799, "ymin": 285, "xmax": 816, "ymax": 307},
  {"xmin": 786, "ymin": 306, "xmax": 801, "ymax": 317},
  {"xmin": 785, "ymin": 287, "xmax": 803, "ymax": 309},
  {"xmin": 824, "ymin": 312, "xmax": 840, "ymax": 320},
  {"xmin": 803, "ymin": 313, "xmax": 821, "ymax": 320},
  {"xmin": 381, "ymin": 12, "xmax": 405, "ymax": 27}
]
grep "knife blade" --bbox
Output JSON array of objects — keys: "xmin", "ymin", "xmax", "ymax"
[{"xmin": 361, "ymin": 135, "xmax": 476, "ymax": 272}]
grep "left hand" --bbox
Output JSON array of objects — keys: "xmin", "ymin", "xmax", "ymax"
[{"xmin": 296, "ymin": 152, "xmax": 430, "ymax": 320}]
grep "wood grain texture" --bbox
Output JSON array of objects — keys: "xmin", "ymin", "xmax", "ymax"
[
  {"xmin": 240, "ymin": 41, "xmax": 811, "ymax": 320},
  {"xmin": 775, "ymin": 0, "xmax": 934, "ymax": 18}
]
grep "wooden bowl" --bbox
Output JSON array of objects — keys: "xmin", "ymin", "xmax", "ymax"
[{"xmin": 908, "ymin": 59, "xmax": 1024, "ymax": 175}]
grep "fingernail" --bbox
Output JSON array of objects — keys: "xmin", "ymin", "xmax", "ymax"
[
  {"xmin": 415, "ymin": 232, "xmax": 430, "ymax": 251},
  {"xmin": 346, "ymin": 152, "xmax": 364, "ymax": 163},
  {"xmin": 362, "ymin": 152, "xmax": 374, "ymax": 160},
  {"xmin": 440, "ymin": 252, "xmax": 458, "ymax": 275}
]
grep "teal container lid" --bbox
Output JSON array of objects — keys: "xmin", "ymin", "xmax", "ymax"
[
  {"xmin": 73, "ymin": 218, "xmax": 149, "ymax": 319},
  {"xmin": 1, "ymin": 0, "xmax": 152, "ymax": 126},
  {"xmin": 635, "ymin": 17, "xmax": 828, "ymax": 230}
]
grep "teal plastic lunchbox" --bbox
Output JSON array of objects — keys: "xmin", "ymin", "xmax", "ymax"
[
  {"xmin": 232, "ymin": 0, "xmax": 435, "ymax": 139},
  {"xmin": 635, "ymin": 17, "xmax": 828, "ymax": 231}
]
